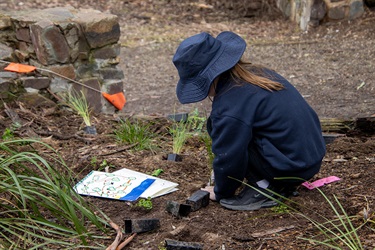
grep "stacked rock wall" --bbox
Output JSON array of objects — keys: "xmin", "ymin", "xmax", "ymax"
[
  {"xmin": 277, "ymin": 0, "xmax": 365, "ymax": 30},
  {"xmin": 0, "ymin": 7, "xmax": 124, "ymax": 113}
]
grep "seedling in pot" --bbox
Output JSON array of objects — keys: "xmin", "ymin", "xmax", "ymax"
[
  {"xmin": 167, "ymin": 109, "xmax": 208, "ymax": 161},
  {"xmin": 59, "ymin": 89, "xmax": 96, "ymax": 134},
  {"xmin": 167, "ymin": 120, "xmax": 190, "ymax": 161},
  {"xmin": 167, "ymin": 112, "xmax": 189, "ymax": 122}
]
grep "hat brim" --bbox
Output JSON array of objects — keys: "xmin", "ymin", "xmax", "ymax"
[{"xmin": 176, "ymin": 31, "xmax": 246, "ymax": 104}]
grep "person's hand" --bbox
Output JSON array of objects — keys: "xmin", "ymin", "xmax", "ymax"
[{"xmin": 201, "ymin": 186, "xmax": 216, "ymax": 201}]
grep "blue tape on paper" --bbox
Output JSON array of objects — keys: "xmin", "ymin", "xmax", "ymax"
[{"xmin": 120, "ymin": 178, "xmax": 156, "ymax": 201}]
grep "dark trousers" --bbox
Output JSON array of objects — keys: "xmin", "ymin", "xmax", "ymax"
[{"xmin": 246, "ymin": 144, "xmax": 320, "ymax": 188}]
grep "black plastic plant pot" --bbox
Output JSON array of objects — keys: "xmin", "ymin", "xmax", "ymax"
[
  {"xmin": 322, "ymin": 133, "xmax": 344, "ymax": 145},
  {"xmin": 83, "ymin": 125, "xmax": 97, "ymax": 135},
  {"xmin": 124, "ymin": 218, "xmax": 160, "ymax": 234},
  {"xmin": 186, "ymin": 190, "xmax": 210, "ymax": 212},
  {"xmin": 167, "ymin": 153, "xmax": 182, "ymax": 162},
  {"xmin": 166, "ymin": 200, "xmax": 191, "ymax": 217},
  {"xmin": 167, "ymin": 113, "xmax": 189, "ymax": 122}
]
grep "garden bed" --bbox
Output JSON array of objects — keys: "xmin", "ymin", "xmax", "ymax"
[
  {"xmin": 0, "ymin": 0, "xmax": 374, "ymax": 249},
  {"xmin": 1, "ymin": 102, "xmax": 374, "ymax": 249}
]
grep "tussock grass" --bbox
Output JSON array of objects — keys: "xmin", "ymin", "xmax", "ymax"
[
  {"xmin": 114, "ymin": 118, "xmax": 155, "ymax": 151},
  {"xmin": 238, "ymin": 177, "xmax": 372, "ymax": 250},
  {"xmin": 0, "ymin": 139, "xmax": 109, "ymax": 249}
]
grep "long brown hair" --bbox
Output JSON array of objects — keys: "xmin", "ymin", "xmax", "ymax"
[{"xmin": 230, "ymin": 60, "xmax": 284, "ymax": 91}]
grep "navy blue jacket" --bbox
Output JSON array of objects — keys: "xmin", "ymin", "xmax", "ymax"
[{"xmin": 208, "ymin": 70, "xmax": 326, "ymax": 201}]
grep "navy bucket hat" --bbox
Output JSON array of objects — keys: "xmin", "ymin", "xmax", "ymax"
[{"xmin": 172, "ymin": 31, "xmax": 246, "ymax": 104}]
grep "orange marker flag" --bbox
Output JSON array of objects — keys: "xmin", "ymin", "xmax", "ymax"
[
  {"xmin": 4, "ymin": 63, "xmax": 36, "ymax": 73},
  {"xmin": 102, "ymin": 92, "xmax": 126, "ymax": 110},
  {"xmin": 2, "ymin": 61, "xmax": 127, "ymax": 110}
]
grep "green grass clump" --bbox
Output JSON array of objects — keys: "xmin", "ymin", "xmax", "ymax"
[
  {"xmin": 296, "ymin": 190, "xmax": 366, "ymax": 249},
  {"xmin": 0, "ymin": 139, "xmax": 109, "ymax": 249},
  {"xmin": 114, "ymin": 118, "xmax": 155, "ymax": 151},
  {"xmin": 238, "ymin": 177, "xmax": 372, "ymax": 250}
]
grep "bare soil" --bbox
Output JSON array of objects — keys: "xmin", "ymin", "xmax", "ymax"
[{"xmin": 1, "ymin": 1, "xmax": 375, "ymax": 249}]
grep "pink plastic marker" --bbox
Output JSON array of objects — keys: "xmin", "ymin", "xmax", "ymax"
[{"xmin": 301, "ymin": 176, "xmax": 341, "ymax": 190}]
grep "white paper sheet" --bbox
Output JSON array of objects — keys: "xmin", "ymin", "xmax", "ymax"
[{"xmin": 74, "ymin": 168, "xmax": 178, "ymax": 201}]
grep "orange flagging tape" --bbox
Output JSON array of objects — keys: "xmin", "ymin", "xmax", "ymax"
[
  {"xmin": 4, "ymin": 63, "xmax": 36, "ymax": 73},
  {"xmin": 3, "ymin": 61, "xmax": 126, "ymax": 110},
  {"xmin": 102, "ymin": 92, "xmax": 126, "ymax": 110}
]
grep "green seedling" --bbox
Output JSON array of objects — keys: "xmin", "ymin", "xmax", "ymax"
[
  {"xmin": 187, "ymin": 108, "xmax": 206, "ymax": 132},
  {"xmin": 270, "ymin": 203, "xmax": 290, "ymax": 214},
  {"xmin": 59, "ymin": 89, "xmax": 92, "ymax": 127},
  {"xmin": 2, "ymin": 127, "xmax": 14, "ymax": 141},
  {"xmin": 90, "ymin": 156, "xmax": 98, "ymax": 166},
  {"xmin": 200, "ymin": 132, "xmax": 215, "ymax": 185},
  {"xmin": 136, "ymin": 197, "xmax": 153, "ymax": 210},
  {"xmin": 169, "ymin": 120, "xmax": 190, "ymax": 154},
  {"xmin": 98, "ymin": 159, "xmax": 115, "ymax": 171},
  {"xmin": 2, "ymin": 122, "xmax": 22, "ymax": 141},
  {"xmin": 201, "ymin": 133, "xmax": 214, "ymax": 164}
]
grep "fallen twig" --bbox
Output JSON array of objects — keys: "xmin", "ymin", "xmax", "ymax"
[
  {"xmin": 106, "ymin": 221, "xmax": 137, "ymax": 250},
  {"xmin": 98, "ymin": 143, "xmax": 139, "ymax": 156},
  {"xmin": 34, "ymin": 130, "xmax": 96, "ymax": 143},
  {"xmin": 250, "ymin": 225, "xmax": 295, "ymax": 238},
  {"xmin": 116, "ymin": 233, "xmax": 137, "ymax": 250},
  {"xmin": 106, "ymin": 221, "xmax": 123, "ymax": 250}
]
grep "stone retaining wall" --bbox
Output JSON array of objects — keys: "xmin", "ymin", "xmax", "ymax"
[
  {"xmin": 0, "ymin": 7, "xmax": 124, "ymax": 113},
  {"xmin": 277, "ymin": 0, "xmax": 365, "ymax": 30}
]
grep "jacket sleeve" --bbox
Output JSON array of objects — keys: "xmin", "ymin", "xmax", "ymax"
[{"xmin": 208, "ymin": 115, "xmax": 253, "ymax": 201}]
